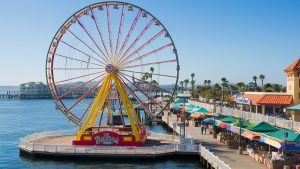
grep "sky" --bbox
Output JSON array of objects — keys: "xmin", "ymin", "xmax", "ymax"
[{"xmin": 0, "ymin": 0, "xmax": 299, "ymax": 86}]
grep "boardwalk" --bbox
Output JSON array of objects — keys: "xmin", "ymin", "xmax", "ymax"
[{"xmin": 163, "ymin": 113, "xmax": 264, "ymax": 169}]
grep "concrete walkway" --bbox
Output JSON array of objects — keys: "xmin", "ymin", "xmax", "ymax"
[{"xmin": 162, "ymin": 113, "xmax": 264, "ymax": 169}]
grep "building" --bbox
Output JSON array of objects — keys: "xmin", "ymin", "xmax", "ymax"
[
  {"xmin": 233, "ymin": 58, "xmax": 300, "ymax": 121},
  {"xmin": 19, "ymin": 82, "xmax": 51, "ymax": 99}
]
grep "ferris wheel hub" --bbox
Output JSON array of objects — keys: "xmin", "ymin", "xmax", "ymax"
[{"xmin": 105, "ymin": 64, "xmax": 115, "ymax": 73}]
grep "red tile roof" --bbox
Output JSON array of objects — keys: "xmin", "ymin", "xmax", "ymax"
[
  {"xmin": 284, "ymin": 58, "xmax": 300, "ymax": 72},
  {"xmin": 257, "ymin": 95, "xmax": 293, "ymax": 105},
  {"xmin": 243, "ymin": 93, "xmax": 264, "ymax": 105}
]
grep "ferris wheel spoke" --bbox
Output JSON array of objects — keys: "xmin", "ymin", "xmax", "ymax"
[
  {"xmin": 122, "ymin": 59, "xmax": 177, "ymax": 69},
  {"xmin": 119, "ymin": 72, "xmax": 173, "ymax": 95},
  {"xmin": 53, "ymin": 71, "xmax": 103, "ymax": 84},
  {"xmin": 119, "ymin": 76, "xmax": 155, "ymax": 117},
  {"xmin": 118, "ymin": 29, "xmax": 165, "ymax": 65},
  {"xmin": 123, "ymin": 43, "xmax": 173, "ymax": 66},
  {"xmin": 116, "ymin": 9, "xmax": 142, "ymax": 59},
  {"xmin": 67, "ymin": 77, "xmax": 104, "ymax": 112},
  {"xmin": 53, "ymin": 53, "xmax": 104, "ymax": 67},
  {"xmin": 119, "ymin": 74, "xmax": 164, "ymax": 108},
  {"xmin": 79, "ymin": 101, "xmax": 93, "ymax": 122},
  {"xmin": 58, "ymin": 40, "xmax": 106, "ymax": 66},
  {"xmin": 106, "ymin": 4, "xmax": 113, "ymax": 56},
  {"xmin": 48, "ymin": 68, "xmax": 104, "ymax": 70},
  {"xmin": 115, "ymin": 4, "xmax": 125, "ymax": 57},
  {"xmin": 57, "ymin": 73, "xmax": 105, "ymax": 100},
  {"xmin": 118, "ymin": 18, "xmax": 155, "ymax": 64},
  {"xmin": 75, "ymin": 17, "xmax": 110, "ymax": 64},
  {"xmin": 90, "ymin": 8, "xmax": 110, "ymax": 60},
  {"xmin": 66, "ymin": 29, "xmax": 107, "ymax": 63},
  {"xmin": 120, "ymin": 69, "xmax": 177, "ymax": 78}
]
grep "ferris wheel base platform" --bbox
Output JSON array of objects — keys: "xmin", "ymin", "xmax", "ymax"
[
  {"xmin": 73, "ymin": 127, "xmax": 147, "ymax": 146},
  {"xmin": 19, "ymin": 130, "xmax": 199, "ymax": 159}
]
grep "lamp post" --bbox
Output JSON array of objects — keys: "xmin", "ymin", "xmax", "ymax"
[
  {"xmin": 213, "ymin": 99, "xmax": 217, "ymax": 139},
  {"xmin": 238, "ymin": 106, "xmax": 243, "ymax": 154},
  {"xmin": 284, "ymin": 130, "xmax": 288, "ymax": 166}
]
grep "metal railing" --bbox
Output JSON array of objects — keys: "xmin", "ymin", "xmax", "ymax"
[
  {"xmin": 19, "ymin": 130, "xmax": 199, "ymax": 154},
  {"xmin": 191, "ymin": 101, "xmax": 300, "ymax": 130},
  {"xmin": 200, "ymin": 146, "xmax": 231, "ymax": 169},
  {"xmin": 20, "ymin": 130, "xmax": 231, "ymax": 168}
]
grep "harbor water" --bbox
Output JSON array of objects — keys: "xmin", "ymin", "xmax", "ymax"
[{"xmin": 0, "ymin": 99, "xmax": 200, "ymax": 168}]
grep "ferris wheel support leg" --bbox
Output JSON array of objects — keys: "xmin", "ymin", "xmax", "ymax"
[
  {"xmin": 89, "ymin": 76, "xmax": 112, "ymax": 126},
  {"xmin": 75, "ymin": 74, "xmax": 112, "ymax": 140},
  {"xmin": 115, "ymin": 76, "xmax": 141, "ymax": 126},
  {"xmin": 112, "ymin": 72, "xmax": 141, "ymax": 141}
]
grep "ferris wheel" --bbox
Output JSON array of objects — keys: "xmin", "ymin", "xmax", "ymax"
[{"xmin": 46, "ymin": 1, "xmax": 179, "ymax": 146}]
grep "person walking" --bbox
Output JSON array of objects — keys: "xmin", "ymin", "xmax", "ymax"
[
  {"xmin": 204, "ymin": 125, "xmax": 207, "ymax": 135},
  {"xmin": 200, "ymin": 123, "xmax": 204, "ymax": 135}
]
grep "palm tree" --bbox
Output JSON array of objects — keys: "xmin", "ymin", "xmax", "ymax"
[
  {"xmin": 191, "ymin": 80, "xmax": 195, "ymax": 96},
  {"xmin": 150, "ymin": 67, "xmax": 154, "ymax": 82},
  {"xmin": 204, "ymin": 80, "xmax": 208, "ymax": 87},
  {"xmin": 191, "ymin": 73, "xmax": 195, "ymax": 97},
  {"xmin": 253, "ymin": 76, "xmax": 257, "ymax": 91},
  {"xmin": 221, "ymin": 77, "xmax": 228, "ymax": 107},
  {"xmin": 236, "ymin": 82, "xmax": 245, "ymax": 92},
  {"xmin": 259, "ymin": 74, "xmax": 265, "ymax": 91},
  {"xmin": 184, "ymin": 79, "xmax": 189, "ymax": 91},
  {"xmin": 180, "ymin": 81, "xmax": 184, "ymax": 92},
  {"xmin": 142, "ymin": 72, "xmax": 150, "ymax": 81},
  {"xmin": 207, "ymin": 80, "xmax": 211, "ymax": 87}
]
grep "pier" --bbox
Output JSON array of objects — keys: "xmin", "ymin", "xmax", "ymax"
[{"xmin": 0, "ymin": 90, "xmax": 19, "ymax": 99}]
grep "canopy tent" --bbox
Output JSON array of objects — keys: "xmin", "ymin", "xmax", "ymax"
[
  {"xmin": 174, "ymin": 98, "xmax": 188, "ymax": 104},
  {"xmin": 287, "ymin": 104, "xmax": 300, "ymax": 110},
  {"xmin": 221, "ymin": 116, "xmax": 236, "ymax": 124},
  {"xmin": 190, "ymin": 113, "xmax": 205, "ymax": 119},
  {"xmin": 233, "ymin": 120, "xmax": 251, "ymax": 128},
  {"xmin": 265, "ymin": 129, "xmax": 300, "ymax": 142},
  {"xmin": 186, "ymin": 104, "xmax": 199, "ymax": 109},
  {"xmin": 203, "ymin": 118, "xmax": 214, "ymax": 124},
  {"xmin": 195, "ymin": 107, "xmax": 209, "ymax": 113},
  {"xmin": 242, "ymin": 130, "xmax": 260, "ymax": 140},
  {"xmin": 219, "ymin": 122, "xmax": 228, "ymax": 129},
  {"xmin": 247, "ymin": 122, "xmax": 278, "ymax": 133}
]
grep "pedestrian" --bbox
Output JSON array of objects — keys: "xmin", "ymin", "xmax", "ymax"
[
  {"xmin": 204, "ymin": 125, "xmax": 207, "ymax": 134},
  {"xmin": 200, "ymin": 124, "xmax": 204, "ymax": 135}
]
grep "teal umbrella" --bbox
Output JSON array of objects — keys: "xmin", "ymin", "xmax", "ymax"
[
  {"xmin": 221, "ymin": 116, "xmax": 236, "ymax": 123},
  {"xmin": 174, "ymin": 98, "xmax": 188, "ymax": 104},
  {"xmin": 195, "ymin": 107, "xmax": 208, "ymax": 113}
]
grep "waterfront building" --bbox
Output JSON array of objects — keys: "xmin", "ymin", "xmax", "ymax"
[
  {"xmin": 233, "ymin": 58, "xmax": 300, "ymax": 121},
  {"xmin": 19, "ymin": 82, "xmax": 51, "ymax": 99}
]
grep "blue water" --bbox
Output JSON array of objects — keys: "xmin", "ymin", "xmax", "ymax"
[{"xmin": 0, "ymin": 99, "xmax": 200, "ymax": 169}]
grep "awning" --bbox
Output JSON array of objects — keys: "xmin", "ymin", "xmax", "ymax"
[
  {"xmin": 287, "ymin": 104, "xmax": 300, "ymax": 110},
  {"xmin": 219, "ymin": 122, "xmax": 228, "ymax": 129},
  {"xmin": 242, "ymin": 131, "xmax": 260, "ymax": 140}
]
